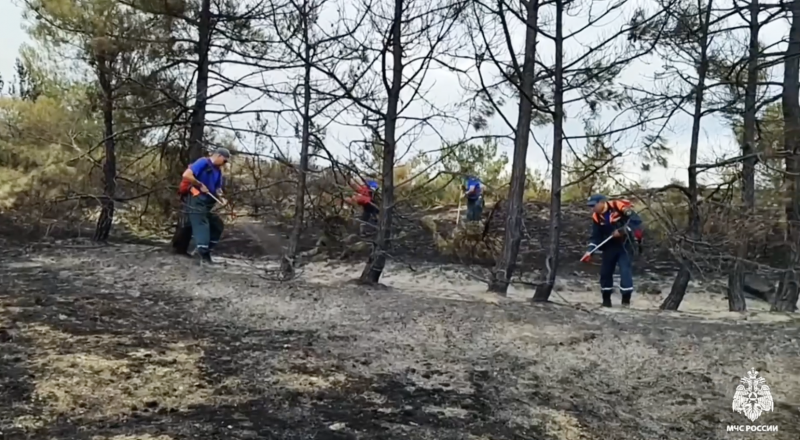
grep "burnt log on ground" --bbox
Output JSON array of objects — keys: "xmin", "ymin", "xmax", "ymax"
[{"xmin": 742, "ymin": 274, "xmax": 777, "ymax": 303}]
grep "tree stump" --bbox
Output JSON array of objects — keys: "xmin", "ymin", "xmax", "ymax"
[
  {"xmin": 171, "ymin": 207, "xmax": 192, "ymax": 255},
  {"xmin": 661, "ymin": 262, "xmax": 691, "ymax": 310}
]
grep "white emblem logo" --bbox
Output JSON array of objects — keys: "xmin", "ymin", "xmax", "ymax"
[{"xmin": 732, "ymin": 369, "xmax": 774, "ymax": 422}]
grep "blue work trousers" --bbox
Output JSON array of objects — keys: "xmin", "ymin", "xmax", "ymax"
[
  {"xmin": 186, "ymin": 195, "xmax": 224, "ymax": 255},
  {"xmin": 600, "ymin": 245, "xmax": 633, "ymax": 302},
  {"xmin": 466, "ymin": 197, "xmax": 483, "ymax": 222}
]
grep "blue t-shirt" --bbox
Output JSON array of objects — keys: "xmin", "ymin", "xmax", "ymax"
[
  {"xmin": 190, "ymin": 157, "xmax": 224, "ymax": 195},
  {"xmin": 465, "ymin": 178, "xmax": 482, "ymax": 200}
]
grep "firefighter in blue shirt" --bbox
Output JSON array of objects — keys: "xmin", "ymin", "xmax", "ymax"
[
  {"xmin": 179, "ymin": 148, "xmax": 229, "ymax": 264},
  {"xmin": 581, "ymin": 194, "xmax": 644, "ymax": 308},
  {"xmin": 462, "ymin": 176, "xmax": 484, "ymax": 222}
]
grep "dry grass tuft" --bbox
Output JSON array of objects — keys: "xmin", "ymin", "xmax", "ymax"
[
  {"xmin": 504, "ymin": 406, "xmax": 588, "ymax": 440},
  {"xmin": 420, "ymin": 215, "xmax": 438, "ymax": 234},
  {"xmin": 360, "ymin": 390, "xmax": 388, "ymax": 405},
  {"xmin": 423, "ymin": 405, "xmax": 470, "ymax": 419},
  {"xmin": 0, "ymin": 299, "xmax": 12, "ymax": 327},
  {"xmin": 91, "ymin": 436, "xmax": 174, "ymax": 440},
  {"xmin": 21, "ymin": 325, "xmax": 214, "ymax": 420},
  {"xmin": 431, "ymin": 221, "xmax": 500, "ymax": 260},
  {"xmin": 270, "ymin": 371, "xmax": 348, "ymax": 392},
  {"xmin": 533, "ymin": 407, "xmax": 589, "ymax": 440},
  {"xmin": 12, "ymin": 415, "xmax": 45, "ymax": 430}
]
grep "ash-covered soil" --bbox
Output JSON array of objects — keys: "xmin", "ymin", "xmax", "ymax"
[{"xmin": 2, "ymin": 239, "xmax": 800, "ymax": 440}]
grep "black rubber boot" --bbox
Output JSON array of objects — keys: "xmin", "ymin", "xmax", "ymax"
[
  {"xmin": 602, "ymin": 291, "xmax": 612, "ymax": 308},
  {"xmin": 621, "ymin": 293, "xmax": 631, "ymax": 308},
  {"xmin": 199, "ymin": 252, "xmax": 214, "ymax": 266}
]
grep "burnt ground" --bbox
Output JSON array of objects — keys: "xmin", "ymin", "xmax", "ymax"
[{"xmin": 1, "ymin": 236, "xmax": 800, "ymax": 440}]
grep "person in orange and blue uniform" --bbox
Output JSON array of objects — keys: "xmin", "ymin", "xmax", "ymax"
[
  {"xmin": 347, "ymin": 177, "xmax": 380, "ymax": 235},
  {"xmin": 358, "ymin": 179, "xmax": 379, "ymax": 228},
  {"xmin": 581, "ymin": 194, "xmax": 644, "ymax": 308}
]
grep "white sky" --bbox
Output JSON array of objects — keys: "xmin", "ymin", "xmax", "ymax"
[{"xmin": 0, "ymin": 0, "xmax": 790, "ymax": 188}]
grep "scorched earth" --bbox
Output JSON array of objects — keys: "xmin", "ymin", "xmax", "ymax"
[{"xmin": 1, "ymin": 239, "xmax": 799, "ymax": 440}]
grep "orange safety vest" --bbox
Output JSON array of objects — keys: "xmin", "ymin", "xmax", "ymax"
[{"xmin": 592, "ymin": 199, "xmax": 633, "ymax": 225}]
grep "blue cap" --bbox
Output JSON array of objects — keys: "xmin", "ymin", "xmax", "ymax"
[
  {"xmin": 367, "ymin": 180, "xmax": 379, "ymax": 190},
  {"xmin": 587, "ymin": 194, "xmax": 607, "ymax": 207}
]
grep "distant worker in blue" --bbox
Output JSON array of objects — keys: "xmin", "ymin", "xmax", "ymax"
[
  {"xmin": 178, "ymin": 148, "xmax": 230, "ymax": 265},
  {"xmin": 462, "ymin": 175, "xmax": 484, "ymax": 222},
  {"xmin": 580, "ymin": 194, "xmax": 644, "ymax": 308}
]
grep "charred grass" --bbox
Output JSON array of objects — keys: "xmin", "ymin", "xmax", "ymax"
[
  {"xmin": 1, "ymin": 240, "xmax": 800, "ymax": 440},
  {"xmin": 0, "ymin": 243, "xmax": 541, "ymax": 440}
]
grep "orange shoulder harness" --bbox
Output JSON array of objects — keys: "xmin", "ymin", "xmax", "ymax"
[{"xmin": 592, "ymin": 199, "xmax": 633, "ymax": 225}]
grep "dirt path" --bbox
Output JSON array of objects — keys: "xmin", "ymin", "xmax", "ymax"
[{"xmin": 1, "ymin": 241, "xmax": 799, "ymax": 440}]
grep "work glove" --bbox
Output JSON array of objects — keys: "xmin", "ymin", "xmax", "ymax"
[{"xmin": 580, "ymin": 244, "xmax": 597, "ymax": 263}]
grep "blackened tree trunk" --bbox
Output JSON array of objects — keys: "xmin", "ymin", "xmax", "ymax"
[
  {"xmin": 188, "ymin": 0, "xmax": 212, "ymax": 162},
  {"xmin": 359, "ymin": 0, "xmax": 402, "ymax": 284},
  {"xmin": 773, "ymin": 270, "xmax": 799, "ymax": 312},
  {"xmin": 488, "ymin": 0, "xmax": 540, "ymax": 295},
  {"xmin": 93, "ymin": 59, "xmax": 116, "ymax": 242},
  {"xmin": 281, "ymin": 1, "xmax": 313, "ymax": 279},
  {"xmin": 661, "ymin": 0, "xmax": 713, "ymax": 310},
  {"xmin": 532, "ymin": 0, "xmax": 562, "ymax": 303},
  {"xmin": 172, "ymin": 0, "xmax": 213, "ymax": 254},
  {"xmin": 773, "ymin": 0, "xmax": 800, "ymax": 312},
  {"xmin": 727, "ymin": 0, "xmax": 760, "ymax": 312}
]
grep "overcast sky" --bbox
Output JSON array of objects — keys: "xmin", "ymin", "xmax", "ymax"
[{"xmin": 0, "ymin": 0, "xmax": 790, "ymax": 189}]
